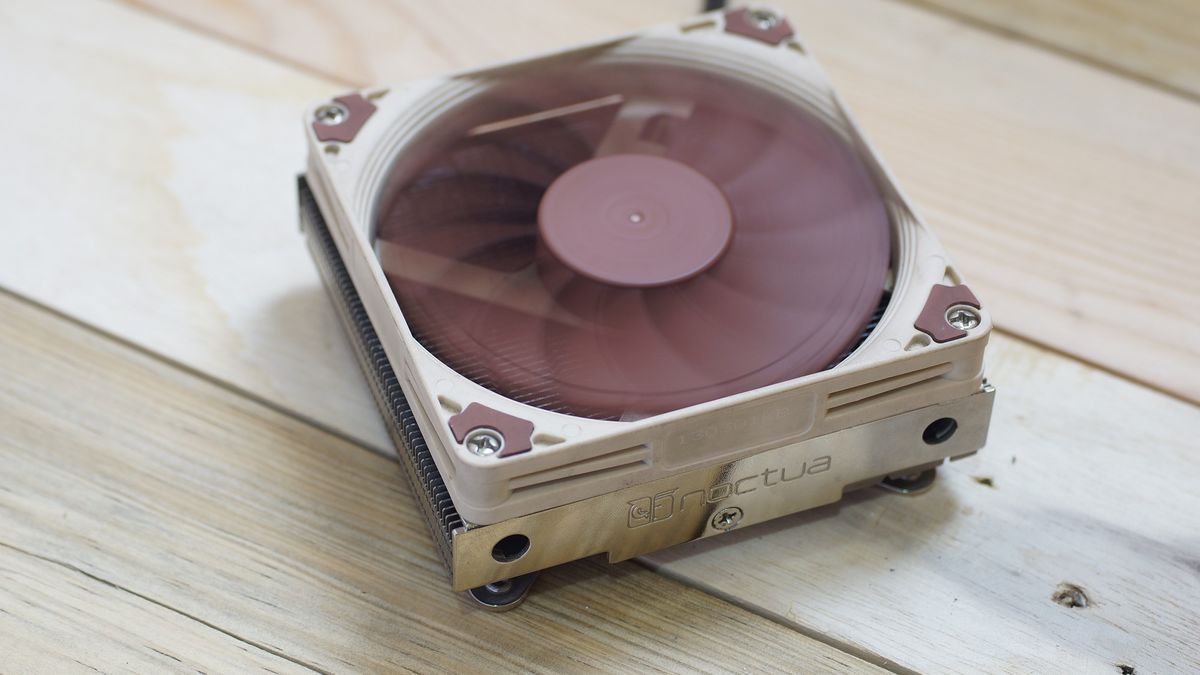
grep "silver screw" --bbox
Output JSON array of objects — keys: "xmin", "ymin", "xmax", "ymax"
[
  {"xmin": 946, "ymin": 306, "xmax": 981, "ymax": 331},
  {"xmin": 314, "ymin": 103, "xmax": 348, "ymax": 126},
  {"xmin": 484, "ymin": 579, "xmax": 513, "ymax": 594},
  {"xmin": 464, "ymin": 428, "xmax": 504, "ymax": 456},
  {"xmin": 711, "ymin": 507, "xmax": 744, "ymax": 531},
  {"xmin": 747, "ymin": 8, "xmax": 780, "ymax": 29}
]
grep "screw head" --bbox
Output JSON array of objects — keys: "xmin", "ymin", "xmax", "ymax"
[
  {"xmin": 711, "ymin": 507, "xmax": 744, "ymax": 531},
  {"xmin": 747, "ymin": 8, "xmax": 780, "ymax": 29},
  {"xmin": 464, "ymin": 428, "xmax": 504, "ymax": 456},
  {"xmin": 314, "ymin": 103, "xmax": 348, "ymax": 126},
  {"xmin": 945, "ymin": 306, "xmax": 981, "ymax": 331}
]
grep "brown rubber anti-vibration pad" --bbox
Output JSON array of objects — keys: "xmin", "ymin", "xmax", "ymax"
[
  {"xmin": 312, "ymin": 93, "xmax": 376, "ymax": 143},
  {"xmin": 914, "ymin": 284, "xmax": 981, "ymax": 343},
  {"xmin": 448, "ymin": 403, "xmax": 535, "ymax": 458},
  {"xmin": 723, "ymin": 7, "xmax": 795, "ymax": 46}
]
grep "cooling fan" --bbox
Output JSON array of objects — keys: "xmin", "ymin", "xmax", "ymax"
[{"xmin": 298, "ymin": 6, "xmax": 995, "ymax": 609}]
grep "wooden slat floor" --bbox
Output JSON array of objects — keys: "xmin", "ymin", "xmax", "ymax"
[
  {"xmin": 0, "ymin": 291, "xmax": 876, "ymax": 673},
  {"xmin": 908, "ymin": 0, "xmax": 1200, "ymax": 101},
  {"xmin": 2, "ymin": 0, "xmax": 1197, "ymax": 672}
]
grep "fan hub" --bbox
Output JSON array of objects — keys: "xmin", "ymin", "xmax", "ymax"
[{"xmin": 538, "ymin": 154, "xmax": 734, "ymax": 288}]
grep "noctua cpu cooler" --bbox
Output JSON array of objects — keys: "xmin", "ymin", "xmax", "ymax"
[{"xmin": 297, "ymin": 6, "xmax": 995, "ymax": 609}]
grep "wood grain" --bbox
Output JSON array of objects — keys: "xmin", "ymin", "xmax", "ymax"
[
  {"xmin": 0, "ymin": 543, "xmax": 308, "ymax": 674},
  {"xmin": 0, "ymin": 0, "xmax": 392, "ymax": 451},
  {"xmin": 0, "ymin": 290, "xmax": 880, "ymax": 674},
  {"xmin": 125, "ymin": 0, "xmax": 698, "ymax": 83},
  {"xmin": 772, "ymin": 0, "xmax": 1200, "ymax": 405},
  {"xmin": 909, "ymin": 0, "xmax": 1200, "ymax": 99},
  {"xmin": 3, "ymin": 1, "xmax": 1199, "ymax": 672},
  {"xmin": 118, "ymin": 0, "xmax": 1200, "ymax": 404},
  {"xmin": 646, "ymin": 332, "xmax": 1200, "ymax": 673}
]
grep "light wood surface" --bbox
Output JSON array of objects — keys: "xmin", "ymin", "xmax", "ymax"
[
  {"xmin": 119, "ymin": 0, "xmax": 1200, "ymax": 405},
  {"xmin": 0, "ymin": 291, "xmax": 880, "ymax": 674},
  {"xmin": 0, "ymin": 0, "xmax": 391, "ymax": 451},
  {"xmin": 125, "ymin": 0, "xmax": 698, "ymax": 84},
  {"xmin": 911, "ymin": 0, "xmax": 1200, "ymax": 99},
  {"xmin": 0, "ymin": 543, "xmax": 309, "ymax": 674},
  {"xmin": 3, "ymin": 0, "xmax": 1199, "ymax": 672}
]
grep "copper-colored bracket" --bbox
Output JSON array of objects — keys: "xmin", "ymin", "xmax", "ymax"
[
  {"xmin": 312, "ymin": 93, "xmax": 376, "ymax": 143},
  {"xmin": 915, "ymin": 284, "xmax": 981, "ymax": 343},
  {"xmin": 723, "ymin": 7, "xmax": 795, "ymax": 45},
  {"xmin": 448, "ymin": 403, "xmax": 535, "ymax": 457}
]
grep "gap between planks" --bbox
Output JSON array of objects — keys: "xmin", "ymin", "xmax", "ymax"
[
  {"xmin": 111, "ymin": 0, "xmax": 360, "ymax": 90},
  {"xmin": 0, "ymin": 285, "xmax": 393, "ymax": 459},
  {"xmin": 896, "ymin": 0, "xmax": 1200, "ymax": 104},
  {"xmin": 2, "ymin": 3, "xmax": 1190, "ymax": 667},
  {"xmin": 2, "ymin": 255, "xmax": 1192, "ymax": 672},
  {"xmin": 0, "ymin": 270, "xmax": 920, "ymax": 673},
  {"xmin": 0, "ymin": 286, "xmax": 885, "ymax": 674},
  {"xmin": 0, "ymin": 281, "xmax": 896, "ymax": 671},
  {"xmin": 0, "ymin": 540, "xmax": 329, "ymax": 674}
]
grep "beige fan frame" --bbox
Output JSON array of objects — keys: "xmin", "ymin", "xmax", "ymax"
[{"xmin": 303, "ymin": 11, "xmax": 991, "ymax": 525}]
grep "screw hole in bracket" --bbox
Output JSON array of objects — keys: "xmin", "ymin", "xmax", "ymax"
[
  {"xmin": 923, "ymin": 417, "xmax": 958, "ymax": 445},
  {"xmin": 492, "ymin": 534, "xmax": 530, "ymax": 563}
]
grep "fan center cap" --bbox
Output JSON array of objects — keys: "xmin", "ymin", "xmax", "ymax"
[{"xmin": 538, "ymin": 154, "xmax": 734, "ymax": 287}]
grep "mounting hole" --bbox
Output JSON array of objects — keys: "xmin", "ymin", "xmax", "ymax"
[
  {"xmin": 491, "ymin": 534, "xmax": 530, "ymax": 563},
  {"xmin": 923, "ymin": 417, "xmax": 958, "ymax": 445}
]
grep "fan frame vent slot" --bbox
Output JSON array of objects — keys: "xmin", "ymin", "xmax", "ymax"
[
  {"xmin": 825, "ymin": 363, "xmax": 952, "ymax": 414},
  {"xmin": 508, "ymin": 444, "xmax": 651, "ymax": 494}
]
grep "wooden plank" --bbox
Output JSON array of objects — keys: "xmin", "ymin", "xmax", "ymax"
[
  {"xmin": 125, "ymin": 0, "xmax": 698, "ymax": 83},
  {"xmin": 3, "ymin": 3, "xmax": 1197, "ymax": 671},
  {"xmin": 117, "ymin": 0, "xmax": 1200, "ymax": 403},
  {"xmin": 645, "ymin": 331, "xmax": 1200, "ymax": 673},
  {"xmin": 0, "ymin": 543, "xmax": 309, "ymax": 674},
  {"xmin": 0, "ymin": 0, "xmax": 392, "ymax": 451},
  {"xmin": 908, "ymin": 0, "xmax": 1200, "ymax": 99},
  {"xmin": 0, "ymin": 290, "xmax": 881, "ymax": 674}
]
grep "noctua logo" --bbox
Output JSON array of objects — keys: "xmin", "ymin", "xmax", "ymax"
[{"xmin": 626, "ymin": 455, "xmax": 832, "ymax": 528}]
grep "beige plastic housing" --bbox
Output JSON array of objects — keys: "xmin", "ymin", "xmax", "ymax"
[{"xmin": 303, "ymin": 9, "xmax": 992, "ymax": 525}]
